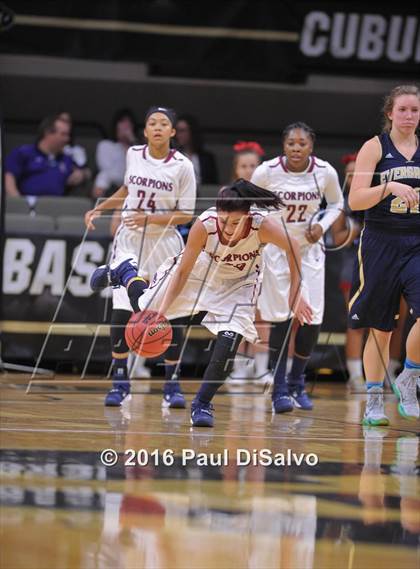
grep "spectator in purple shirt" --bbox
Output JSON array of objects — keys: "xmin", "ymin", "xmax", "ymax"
[{"xmin": 5, "ymin": 115, "xmax": 86, "ymax": 197}]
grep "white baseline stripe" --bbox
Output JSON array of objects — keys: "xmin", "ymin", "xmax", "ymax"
[
  {"xmin": 0, "ymin": 427, "xmax": 403, "ymax": 441},
  {"xmin": 15, "ymin": 14, "xmax": 299, "ymax": 42}
]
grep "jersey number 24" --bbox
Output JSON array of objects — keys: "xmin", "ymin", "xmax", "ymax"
[{"xmin": 137, "ymin": 190, "xmax": 156, "ymax": 213}]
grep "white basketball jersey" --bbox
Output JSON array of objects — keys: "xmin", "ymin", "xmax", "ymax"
[
  {"xmin": 252, "ymin": 155, "xmax": 342, "ymax": 245},
  {"xmin": 122, "ymin": 144, "xmax": 196, "ymax": 234},
  {"xmin": 197, "ymin": 207, "xmax": 266, "ymax": 280}
]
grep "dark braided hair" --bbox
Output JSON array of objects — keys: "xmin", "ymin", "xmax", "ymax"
[
  {"xmin": 281, "ymin": 121, "xmax": 316, "ymax": 145},
  {"xmin": 216, "ymin": 178, "xmax": 284, "ymax": 213}
]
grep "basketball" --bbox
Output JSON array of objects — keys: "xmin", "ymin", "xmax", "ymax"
[{"xmin": 125, "ymin": 310, "xmax": 173, "ymax": 358}]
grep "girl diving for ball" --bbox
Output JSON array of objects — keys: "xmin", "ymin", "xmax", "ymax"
[{"xmin": 90, "ymin": 178, "xmax": 312, "ymax": 427}]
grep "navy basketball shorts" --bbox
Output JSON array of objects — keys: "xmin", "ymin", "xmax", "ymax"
[{"xmin": 348, "ymin": 227, "xmax": 420, "ymax": 331}]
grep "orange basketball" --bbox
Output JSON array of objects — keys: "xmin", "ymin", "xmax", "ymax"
[{"xmin": 125, "ymin": 310, "xmax": 173, "ymax": 358}]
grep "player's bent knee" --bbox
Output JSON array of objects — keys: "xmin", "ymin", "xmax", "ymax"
[{"xmin": 127, "ymin": 278, "xmax": 148, "ymax": 312}]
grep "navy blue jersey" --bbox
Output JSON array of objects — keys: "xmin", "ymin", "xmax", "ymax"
[
  {"xmin": 365, "ymin": 133, "xmax": 420, "ymax": 234},
  {"xmin": 349, "ymin": 231, "xmax": 420, "ymax": 330}
]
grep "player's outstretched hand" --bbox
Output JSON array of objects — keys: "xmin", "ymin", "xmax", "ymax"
[
  {"xmin": 123, "ymin": 211, "xmax": 148, "ymax": 229},
  {"xmin": 85, "ymin": 209, "xmax": 101, "ymax": 230},
  {"xmin": 305, "ymin": 222, "xmax": 323, "ymax": 244},
  {"xmin": 293, "ymin": 296, "xmax": 313, "ymax": 326},
  {"xmin": 390, "ymin": 182, "xmax": 419, "ymax": 209}
]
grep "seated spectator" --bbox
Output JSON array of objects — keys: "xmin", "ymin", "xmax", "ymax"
[
  {"xmin": 175, "ymin": 114, "xmax": 218, "ymax": 184},
  {"xmin": 92, "ymin": 108, "xmax": 138, "ymax": 198},
  {"xmin": 5, "ymin": 114, "xmax": 86, "ymax": 197},
  {"xmin": 57, "ymin": 111, "xmax": 89, "ymax": 168},
  {"xmin": 58, "ymin": 111, "xmax": 92, "ymax": 196}
]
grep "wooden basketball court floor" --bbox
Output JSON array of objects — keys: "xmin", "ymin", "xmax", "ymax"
[{"xmin": 1, "ymin": 373, "xmax": 419, "ymax": 569}]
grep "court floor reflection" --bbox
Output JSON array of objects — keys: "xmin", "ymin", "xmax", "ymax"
[
  {"xmin": 1, "ymin": 432, "xmax": 418, "ymax": 569},
  {"xmin": 1, "ymin": 379, "xmax": 418, "ymax": 568}
]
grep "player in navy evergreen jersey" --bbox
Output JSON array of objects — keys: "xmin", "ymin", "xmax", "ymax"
[{"xmin": 348, "ymin": 85, "xmax": 420, "ymax": 425}]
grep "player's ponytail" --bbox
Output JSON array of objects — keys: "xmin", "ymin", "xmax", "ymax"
[{"xmin": 216, "ymin": 178, "xmax": 284, "ymax": 212}]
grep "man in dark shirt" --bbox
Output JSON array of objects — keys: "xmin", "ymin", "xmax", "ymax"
[{"xmin": 5, "ymin": 115, "xmax": 86, "ymax": 197}]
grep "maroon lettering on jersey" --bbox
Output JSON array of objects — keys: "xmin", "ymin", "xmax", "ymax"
[
  {"xmin": 278, "ymin": 190, "xmax": 319, "ymax": 201},
  {"xmin": 127, "ymin": 175, "xmax": 174, "ymax": 191},
  {"xmin": 209, "ymin": 249, "xmax": 261, "ymax": 264}
]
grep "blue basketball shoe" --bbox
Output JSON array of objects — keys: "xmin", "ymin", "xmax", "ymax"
[
  {"xmin": 162, "ymin": 381, "xmax": 186, "ymax": 409},
  {"xmin": 90, "ymin": 258, "xmax": 138, "ymax": 291},
  {"xmin": 191, "ymin": 399, "xmax": 214, "ymax": 427},
  {"xmin": 105, "ymin": 364, "xmax": 131, "ymax": 407},
  {"xmin": 272, "ymin": 393, "xmax": 294, "ymax": 414},
  {"xmin": 289, "ymin": 376, "xmax": 313, "ymax": 410},
  {"xmin": 105, "ymin": 383, "xmax": 132, "ymax": 407}
]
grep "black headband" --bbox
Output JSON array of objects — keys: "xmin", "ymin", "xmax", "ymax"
[{"xmin": 144, "ymin": 106, "xmax": 177, "ymax": 126}]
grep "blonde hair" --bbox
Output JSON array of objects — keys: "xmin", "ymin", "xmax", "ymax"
[{"xmin": 382, "ymin": 84, "xmax": 420, "ymax": 132}]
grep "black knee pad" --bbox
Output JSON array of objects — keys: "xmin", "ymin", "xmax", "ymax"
[
  {"xmin": 164, "ymin": 318, "xmax": 185, "ymax": 361},
  {"xmin": 110, "ymin": 309, "xmax": 131, "ymax": 353},
  {"xmin": 294, "ymin": 324, "xmax": 321, "ymax": 358},
  {"xmin": 127, "ymin": 278, "xmax": 148, "ymax": 312},
  {"xmin": 268, "ymin": 319, "xmax": 292, "ymax": 368},
  {"xmin": 208, "ymin": 330, "xmax": 243, "ymax": 378}
]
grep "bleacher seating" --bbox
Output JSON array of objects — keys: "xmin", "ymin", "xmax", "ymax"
[
  {"xmin": 35, "ymin": 196, "xmax": 92, "ymax": 217},
  {"xmin": 4, "ymin": 188, "xmax": 222, "ymax": 237},
  {"xmin": 56, "ymin": 216, "xmax": 87, "ymax": 236},
  {"xmin": 5, "ymin": 197, "xmax": 31, "ymax": 215},
  {"xmin": 6, "ymin": 213, "xmax": 55, "ymax": 234},
  {"xmin": 55, "ymin": 214, "xmax": 111, "ymax": 237},
  {"xmin": 4, "ymin": 193, "xmax": 113, "ymax": 238}
]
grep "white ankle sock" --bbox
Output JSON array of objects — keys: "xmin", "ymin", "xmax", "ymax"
[
  {"xmin": 254, "ymin": 351, "xmax": 269, "ymax": 375},
  {"xmin": 128, "ymin": 353, "xmax": 150, "ymax": 377},
  {"xmin": 232, "ymin": 357, "xmax": 248, "ymax": 372},
  {"xmin": 347, "ymin": 358, "xmax": 363, "ymax": 380}
]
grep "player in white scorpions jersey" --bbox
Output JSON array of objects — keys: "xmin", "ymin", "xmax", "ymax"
[
  {"xmin": 252, "ymin": 122, "xmax": 343, "ymax": 412},
  {"xmin": 90, "ymin": 179, "xmax": 312, "ymax": 427},
  {"xmin": 85, "ymin": 106, "xmax": 196, "ymax": 409}
]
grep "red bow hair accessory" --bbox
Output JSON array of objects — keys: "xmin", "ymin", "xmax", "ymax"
[
  {"xmin": 233, "ymin": 140, "xmax": 265, "ymax": 157},
  {"xmin": 341, "ymin": 152, "xmax": 358, "ymax": 165}
]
